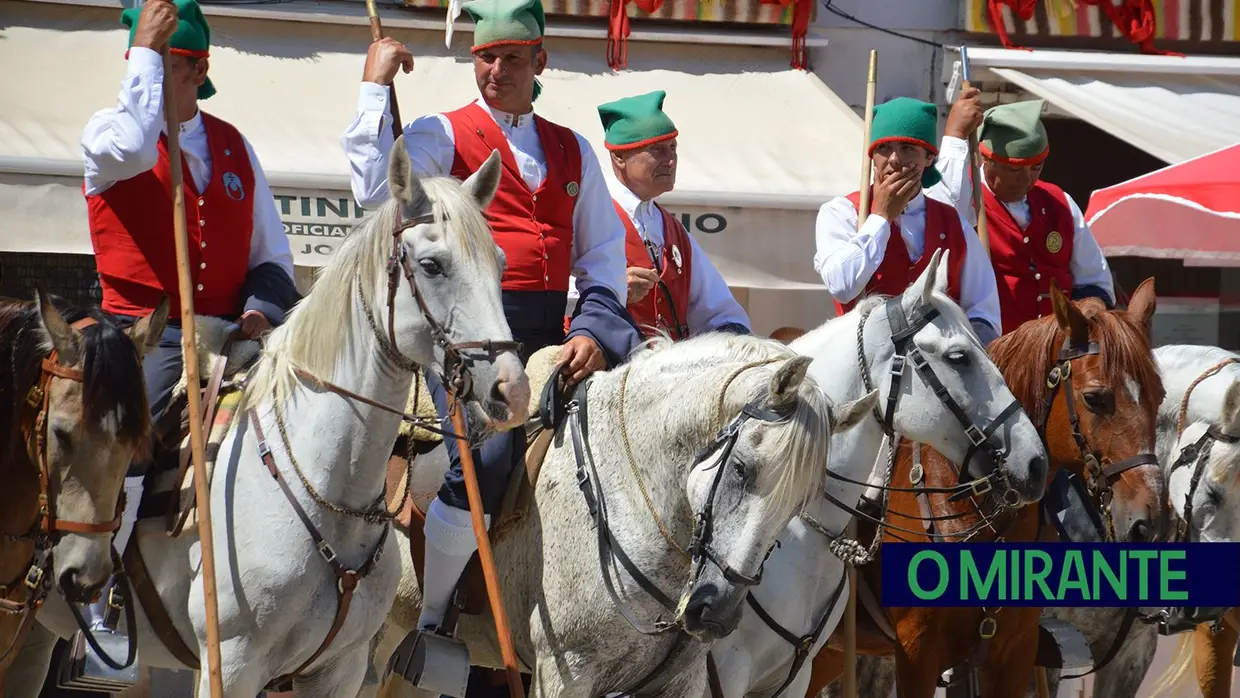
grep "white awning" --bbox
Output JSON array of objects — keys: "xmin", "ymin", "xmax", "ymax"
[{"xmin": 967, "ymin": 47, "xmax": 1240, "ymax": 164}]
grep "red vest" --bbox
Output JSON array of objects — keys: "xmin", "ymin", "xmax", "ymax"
[
  {"xmin": 86, "ymin": 112, "xmax": 255, "ymax": 319},
  {"xmin": 833, "ymin": 191, "xmax": 966, "ymax": 316},
  {"xmin": 445, "ymin": 103, "xmax": 582, "ymax": 293},
  {"xmin": 618, "ymin": 200, "xmax": 693, "ymax": 339},
  {"xmin": 984, "ymin": 181, "xmax": 1075, "ymax": 334}
]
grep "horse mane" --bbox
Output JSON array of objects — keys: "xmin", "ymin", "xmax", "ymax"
[
  {"xmin": 244, "ymin": 176, "xmax": 500, "ymax": 408},
  {"xmin": 0, "ymin": 296, "xmax": 151, "ymax": 467},
  {"xmin": 628, "ymin": 332, "xmax": 832, "ymax": 523},
  {"xmin": 988, "ymin": 301, "xmax": 1165, "ymax": 427}
]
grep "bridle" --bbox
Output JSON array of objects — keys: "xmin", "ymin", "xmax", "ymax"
[
  {"xmin": 2, "ymin": 316, "xmax": 127, "ymax": 663},
  {"xmin": 1041, "ymin": 338, "xmax": 1159, "ymax": 543},
  {"xmin": 568, "ymin": 359, "xmax": 797, "ymax": 696},
  {"xmin": 380, "ymin": 208, "xmax": 521, "ymax": 396},
  {"xmin": 1143, "ymin": 358, "xmax": 1240, "ymax": 637}
]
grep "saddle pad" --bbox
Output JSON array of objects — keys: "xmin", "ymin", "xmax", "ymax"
[{"xmin": 136, "ymin": 386, "xmax": 245, "ymax": 538}]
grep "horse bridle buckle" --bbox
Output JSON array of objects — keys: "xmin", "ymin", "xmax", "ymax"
[
  {"xmin": 978, "ymin": 616, "xmax": 997, "ymax": 639},
  {"xmin": 23, "ymin": 564, "xmax": 43, "ymax": 591},
  {"xmin": 969, "ymin": 477, "xmax": 993, "ymax": 498}
]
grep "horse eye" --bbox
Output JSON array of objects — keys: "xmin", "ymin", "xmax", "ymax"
[
  {"xmin": 418, "ymin": 259, "xmax": 444, "ymax": 277},
  {"xmin": 1206, "ymin": 486, "xmax": 1224, "ymax": 508},
  {"xmin": 1082, "ymin": 389, "xmax": 1113, "ymax": 414},
  {"xmin": 52, "ymin": 425, "xmax": 73, "ymax": 451}
]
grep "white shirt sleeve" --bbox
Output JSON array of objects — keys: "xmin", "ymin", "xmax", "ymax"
[
  {"xmin": 954, "ymin": 210, "xmax": 1002, "ymax": 333},
  {"xmin": 568, "ymin": 133, "xmax": 627, "ymax": 302},
  {"xmin": 81, "ymin": 47, "xmax": 166, "ymax": 197},
  {"xmin": 340, "ymin": 82, "xmax": 454, "ymax": 209},
  {"xmin": 929, "ymin": 136, "xmax": 976, "ymax": 227},
  {"xmin": 682, "ymin": 232, "xmax": 750, "ymax": 333},
  {"xmin": 1064, "ymin": 192, "xmax": 1116, "ymax": 305},
  {"xmin": 813, "ymin": 196, "xmax": 893, "ymax": 304},
  {"xmin": 240, "ymin": 136, "xmax": 295, "ymax": 277}
]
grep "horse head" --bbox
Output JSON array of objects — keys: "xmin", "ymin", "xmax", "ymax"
[
  {"xmin": 992, "ymin": 277, "xmax": 1165, "ymax": 542},
  {"xmin": 677, "ymin": 348, "xmax": 877, "ymax": 640},
  {"xmin": 1169, "ymin": 380, "xmax": 1240, "ymax": 545},
  {"xmin": 384, "ymin": 137, "xmax": 529, "ymax": 436},
  {"xmin": 27, "ymin": 290, "xmax": 167, "ymax": 601},
  {"xmin": 881, "ymin": 249, "xmax": 1048, "ymax": 504}
]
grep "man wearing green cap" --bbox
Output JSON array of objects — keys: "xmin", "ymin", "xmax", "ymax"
[
  {"xmin": 935, "ymin": 99, "xmax": 1115, "ymax": 334},
  {"xmin": 74, "ymin": 0, "xmax": 298, "ymax": 675},
  {"xmin": 814, "ymin": 97, "xmax": 1001, "ymax": 345},
  {"xmin": 342, "ymin": 0, "xmax": 642, "ymax": 687},
  {"xmin": 593, "ymin": 90, "xmax": 750, "ymax": 338}
]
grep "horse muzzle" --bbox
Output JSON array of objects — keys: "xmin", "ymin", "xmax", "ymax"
[{"xmin": 682, "ymin": 581, "xmax": 744, "ymax": 641}]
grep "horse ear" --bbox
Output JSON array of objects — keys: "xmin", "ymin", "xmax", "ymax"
[
  {"xmin": 462, "ymin": 149, "xmax": 502, "ymax": 210},
  {"xmin": 1050, "ymin": 280, "xmax": 1089, "ymax": 347},
  {"xmin": 34, "ymin": 287, "xmax": 81, "ymax": 367},
  {"xmin": 767, "ymin": 355, "xmax": 813, "ymax": 407},
  {"xmin": 933, "ymin": 248, "xmax": 951, "ymax": 296},
  {"xmin": 832, "ymin": 389, "xmax": 879, "ymax": 434},
  {"xmin": 1125, "ymin": 277, "xmax": 1157, "ymax": 336},
  {"xmin": 908, "ymin": 248, "xmax": 943, "ymax": 309},
  {"xmin": 387, "ymin": 134, "xmax": 430, "ymax": 215},
  {"xmin": 125, "ymin": 295, "xmax": 169, "ymax": 358},
  {"xmin": 1222, "ymin": 380, "xmax": 1240, "ymax": 438}
]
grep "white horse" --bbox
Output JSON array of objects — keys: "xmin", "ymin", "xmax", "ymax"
[
  {"xmin": 370, "ymin": 331, "xmax": 880, "ymax": 697},
  {"xmin": 1034, "ymin": 343, "xmax": 1240, "ymax": 698},
  {"xmin": 706, "ymin": 250, "xmax": 1050, "ymax": 698},
  {"xmin": 3, "ymin": 138, "xmax": 530, "ymax": 698}
]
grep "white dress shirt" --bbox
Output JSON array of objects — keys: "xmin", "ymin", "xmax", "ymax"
[
  {"xmin": 80, "ymin": 47, "xmax": 294, "ymax": 279},
  {"xmin": 340, "ymin": 83, "xmax": 627, "ymax": 303},
  {"xmin": 933, "ymin": 142, "xmax": 1115, "ymax": 305},
  {"xmin": 605, "ymin": 178, "xmax": 750, "ymax": 334},
  {"xmin": 813, "ymin": 139, "xmax": 1002, "ymax": 336}
]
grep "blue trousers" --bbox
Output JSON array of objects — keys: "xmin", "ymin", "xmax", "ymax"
[{"xmin": 432, "ymin": 291, "xmax": 566, "ymax": 515}]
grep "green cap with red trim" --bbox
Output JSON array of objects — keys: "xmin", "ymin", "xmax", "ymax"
[
  {"xmin": 598, "ymin": 90, "xmax": 679, "ymax": 151},
  {"xmin": 867, "ymin": 97, "xmax": 941, "ymax": 188},
  {"xmin": 464, "ymin": 0, "xmax": 546, "ymax": 52},
  {"xmin": 978, "ymin": 100, "xmax": 1049, "ymax": 166},
  {"xmin": 121, "ymin": 0, "xmax": 215, "ymax": 100}
]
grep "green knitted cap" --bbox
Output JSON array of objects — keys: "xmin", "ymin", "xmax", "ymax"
[
  {"xmin": 868, "ymin": 97, "xmax": 941, "ymax": 188},
  {"xmin": 121, "ymin": 0, "xmax": 215, "ymax": 100},
  {"xmin": 978, "ymin": 100, "xmax": 1049, "ymax": 165},
  {"xmin": 598, "ymin": 91, "xmax": 678, "ymax": 151},
  {"xmin": 464, "ymin": 0, "xmax": 546, "ymax": 50}
]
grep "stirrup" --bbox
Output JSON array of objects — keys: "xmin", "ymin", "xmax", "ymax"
[
  {"xmin": 56, "ymin": 629, "xmax": 140, "ymax": 692},
  {"xmin": 386, "ymin": 626, "xmax": 470, "ymax": 698}
]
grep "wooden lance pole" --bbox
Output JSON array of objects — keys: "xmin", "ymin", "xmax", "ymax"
[
  {"xmin": 366, "ymin": 0, "xmax": 404, "ymax": 141},
  {"xmin": 447, "ymin": 397, "xmax": 525, "ymax": 697},
  {"xmin": 959, "ymin": 45, "xmax": 989, "ymax": 251},
  {"xmin": 842, "ymin": 49, "xmax": 878, "ymax": 698},
  {"xmin": 160, "ymin": 43, "xmax": 225, "ymax": 698}
]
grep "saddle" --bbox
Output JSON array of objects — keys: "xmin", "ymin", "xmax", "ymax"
[
  {"xmin": 388, "ymin": 345, "xmax": 573, "ymax": 616},
  {"xmin": 136, "ymin": 316, "xmax": 262, "ymax": 539}
]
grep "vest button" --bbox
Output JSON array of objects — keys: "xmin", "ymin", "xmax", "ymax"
[
  {"xmin": 532, "ymin": 195, "xmax": 538, "ymax": 202},
  {"xmin": 200, "ymin": 262, "xmax": 207, "ymax": 270},
  {"xmin": 939, "ymin": 234, "xmax": 946, "ymax": 240},
  {"xmin": 197, "ymin": 284, "xmax": 204, "ymax": 291},
  {"xmin": 200, "ymin": 241, "xmax": 206, "ymax": 249},
  {"xmin": 544, "ymin": 275, "xmax": 549, "ymax": 282},
  {"xmin": 1023, "ymin": 236, "xmax": 1030, "ymax": 244},
  {"xmin": 1035, "ymin": 272, "xmax": 1041, "ymax": 280},
  {"xmin": 198, "ymin": 198, "xmax": 205, "ymax": 207},
  {"xmin": 199, "ymin": 219, "xmax": 206, "ymax": 227},
  {"xmin": 224, "ymin": 149, "xmax": 231, "ymax": 156}
]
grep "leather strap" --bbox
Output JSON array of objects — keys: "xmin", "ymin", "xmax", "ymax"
[
  {"xmin": 168, "ymin": 350, "xmax": 231, "ymax": 536},
  {"xmin": 122, "ymin": 535, "xmax": 200, "ymax": 668}
]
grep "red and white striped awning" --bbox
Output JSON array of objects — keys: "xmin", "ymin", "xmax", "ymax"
[{"xmin": 1085, "ymin": 142, "xmax": 1240, "ymax": 263}]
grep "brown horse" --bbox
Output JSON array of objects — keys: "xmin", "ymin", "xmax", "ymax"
[
  {"xmin": 0, "ymin": 290, "xmax": 166, "ymax": 690},
  {"xmin": 805, "ymin": 279, "xmax": 1166, "ymax": 698}
]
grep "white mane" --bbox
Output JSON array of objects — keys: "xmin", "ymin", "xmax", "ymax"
[{"xmin": 243, "ymin": 176, "xmax": 500, "ymax": 409}]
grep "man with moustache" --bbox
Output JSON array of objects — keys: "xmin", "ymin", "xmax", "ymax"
[
  {"xmin": 934, "ymin": 99, "xmax": 1115, "ymax": 334},
  {"xmin": 597, "ymin": 90, "xmax": 750, "ymax": 338},
  {"xmin": 340, "ymin": 0, "xmax": 641, "ymax": 688},
  {"xmin": 814, "ymin": 97, "xmax": 1001, "ymax": 345}
]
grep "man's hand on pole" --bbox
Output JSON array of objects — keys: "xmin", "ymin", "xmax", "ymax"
[
  {"xmin": 363, "ymin": 37, "xmax": 414, "ymax": 85},
  {"xmin": 132, "ymin": 0, "xmax": 179, "ymax": 51},
  {"xmin": 944, "ymin": 80, "xmax": 984, "ymax": 140}
]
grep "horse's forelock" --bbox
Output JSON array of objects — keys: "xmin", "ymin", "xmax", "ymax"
[{"xmin": 78, "ymin": 318, "xmax": 152, "ymax": 451}]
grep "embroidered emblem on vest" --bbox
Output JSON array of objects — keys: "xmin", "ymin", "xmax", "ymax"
[
  {"xmin": 671, "ymin": 244, "xmax": 683, "ymax": 273},
  {"xmin": 222, "ymin": 172, "xmax": 245, "ymax": 201},
  {"xmin": 1046, "ymin": 230, "xmax": 1063, "ymax": 254},
  {"xmin": 565, "ymin": 181, "xmax": 579, "ymax": 197}
]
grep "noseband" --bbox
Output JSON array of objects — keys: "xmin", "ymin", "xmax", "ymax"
[
  {"xmin": 382, "ymin": 209, "xmax": 521, "ymax": 396},
  {"xmin": 1042, "ymin": 338, "xmax": 1158, "ymax": 542}
]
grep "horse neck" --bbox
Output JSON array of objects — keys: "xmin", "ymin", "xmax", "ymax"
[
  {"xmin": 270, "ymin": 286, "xmax": 413, "ymax": 515},
  {"xmin": 799, "ymin": 312, "xmax": 889, "ymax": 528}
]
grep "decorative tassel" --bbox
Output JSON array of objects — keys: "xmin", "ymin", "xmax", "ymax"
[
  {"xmin": 607, "ymin": 0, "xmax": 630, "ymax": 70},
  {"xmin": 987, "ymin": 0, "xmax": 1182, "ymax": 55},
  {"xmin": 789, "ymin": 0, "xmax": 812, "ymax": 69}
]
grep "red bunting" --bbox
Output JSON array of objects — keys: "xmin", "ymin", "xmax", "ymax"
[{"xmin": 986, "ymin": 0, "xmax": 1183, "ymax": 56}]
